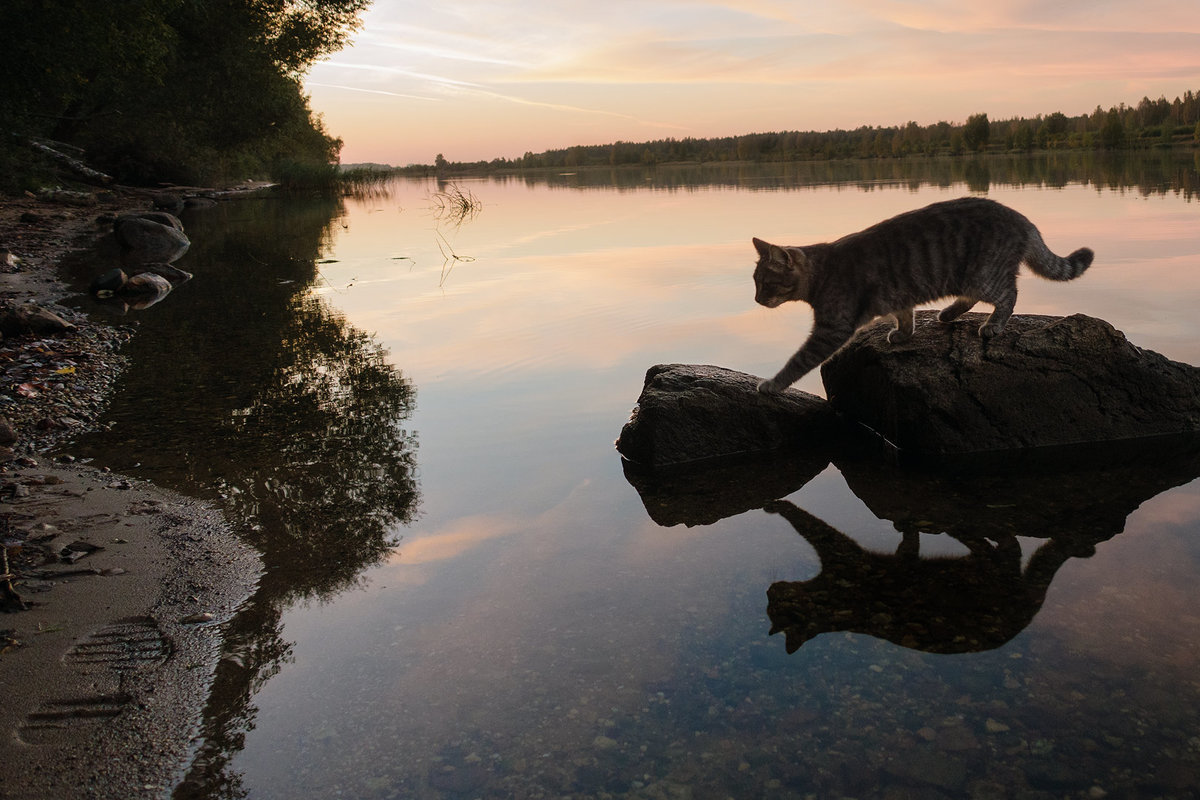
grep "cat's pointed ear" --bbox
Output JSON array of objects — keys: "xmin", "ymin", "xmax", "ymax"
[{"xmin": 752, "ymin": 237, "xmax": 773, "ymax": 259}]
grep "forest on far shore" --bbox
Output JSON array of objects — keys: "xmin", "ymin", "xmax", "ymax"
[{"xmin": 410, "ymin": 90, "xmax": 1200, "ymax": 174}]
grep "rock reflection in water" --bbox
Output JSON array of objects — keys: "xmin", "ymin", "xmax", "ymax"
[{"xmin": 623, "ymin": 435, "xmax": 1200, "ymax": 654}]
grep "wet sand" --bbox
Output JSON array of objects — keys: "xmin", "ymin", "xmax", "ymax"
[{"xmin": 0, "ymin": 190, "xmax": 261, "ymax": 800}]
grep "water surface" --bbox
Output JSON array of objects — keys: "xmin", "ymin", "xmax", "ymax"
[{"xmin": 68, "ymin": 154, "xmax": 1200, "ymax": 798}]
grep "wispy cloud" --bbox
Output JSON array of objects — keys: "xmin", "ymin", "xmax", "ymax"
[
  {"xmin": 449, "ymin": 85, "xmax": 690, "ymax": 130},
  {"xmin": 306, "ymin": 82, "xmax": 441, "ymax": 101},
  {"xmin": 357, "ymin": 30, "xmax": 530, "ymax": 68},
  {"xmin": 312, "ymin": 59, "xmax": 483, "ymax": 89}
]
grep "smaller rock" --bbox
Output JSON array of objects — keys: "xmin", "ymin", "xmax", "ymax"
[
  {"xmin": 140, "ymin": 262, "xmax": 192, "ymax": 283},
  {"xmin": 0, "ymin": 419, "xmax": 16, "ymax": 446},
  {"xmin": 985, "ymin": 718, "xmax": 1010, "ymax": 734},
  {"xmin": 0, "ymin": 303, "xmax": 76, "ymax": 337},
  {"xmin": 60, "ymin": 540, "xmax": 103, "ymax": 563},
  {"xmin": 151, "ymin": 193, "xmax": 185, "ymax": 214},
  {"xmin": 91, "ymin": 268, "xmax": 129, "ymax": 294},
  {"xmin": 180, "ymin": 612, "xmax": 215, "ymax": 625},
  {"xmin": 121, "ymin": 211, "xmax": 184, "ymax": 231},
  {"xmin": 124, "ymin": 272, "xmax": 173, "ymax": 295},
  {"xmin": 617, "ymin": 364, "xmax": 844, "ymax": 467}
]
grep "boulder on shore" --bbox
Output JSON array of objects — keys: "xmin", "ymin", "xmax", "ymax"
[
  {"xmin": 113, "ymin": 213, "xmax": 190, "ymax": 263},
  {"xmin": 821, "ymin": 312, "xmax": 1200, "ymax": 456},
  {"xmin": 616, "ymin": 363, "xmax": 844, "ymax": 468}
]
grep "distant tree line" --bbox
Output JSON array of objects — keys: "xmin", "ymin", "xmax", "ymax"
[
  {"xmin": 461, "ymin": 149, "xmax": 1200, "ymax": 202},
  {"xmin": 0, "ymin": 0, "xmax": 369, "ymax": 189},
  {"xmin": 420, "ymin": 90, "xmax": 1200, "ymax": 173}
]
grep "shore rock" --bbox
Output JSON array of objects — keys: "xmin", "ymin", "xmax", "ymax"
[
  {"xmin": 90, "ymin": 267, "xmax": 128, "ymax": 294},
  {"xmin": 140, "ymin": 262, "xmax": 193, "ymax": 282},
  {"xmin": 820, "ymin": 312, "xmax": 1200, "ymax": 455},
  {"xmin": 0, "ymin": 303, "xmax": 76, "ymax": 337},
  {"xmin": 124, "ymin": 272, "xmax": 173, "ymax": 295},
  {"xmin": 113, "ymin": 213, "xmax": 190, "ymax": 263},
  {"xmin": 616, "ymin": 364, "xmax": 844, "ymax": 468}
]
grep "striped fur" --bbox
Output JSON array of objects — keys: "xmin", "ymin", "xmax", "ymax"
[{"xmin": 753, "ymin": 197, "xmax": 1094, "ymax": 393}]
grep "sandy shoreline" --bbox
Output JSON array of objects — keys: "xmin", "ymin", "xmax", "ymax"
[{"xmin": 0, "ymin": 189, "xmax": 262, "ymax": 799}]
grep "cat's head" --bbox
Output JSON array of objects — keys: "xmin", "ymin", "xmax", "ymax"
[{"xmin": 752, "ymin": 237, "xmax": 808, "ymax": 307}]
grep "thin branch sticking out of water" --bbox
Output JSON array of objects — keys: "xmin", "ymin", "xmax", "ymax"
[{"xmin": 434, "ymin": 230, "xmax": 475, "ymax": 287}]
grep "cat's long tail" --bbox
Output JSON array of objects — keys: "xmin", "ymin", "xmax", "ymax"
[{"xmin": 1023, "ymin": 232, "xmax": 1094, "ymax": 281}]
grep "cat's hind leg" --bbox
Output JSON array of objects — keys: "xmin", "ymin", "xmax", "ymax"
[
  {"xmin": 886, "ymin": 307, "xmax": 914, "ymax": 343},
  {"xmin": 938, "ymin": 296, "xmax": 978, "ymax": 323},
  {"xmin": 978, "ymin": 288, "xmax": 1016, "ymax": 338}
]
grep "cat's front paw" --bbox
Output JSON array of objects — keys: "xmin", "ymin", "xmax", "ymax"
[{"xmin": 757, "ymin": 377, "xmax": 785, "ymax": 394}]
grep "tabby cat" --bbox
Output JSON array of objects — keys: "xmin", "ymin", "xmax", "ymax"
[{"xmin": 752, "ymin": 197, "xmax": 1094, "ymax": 393}]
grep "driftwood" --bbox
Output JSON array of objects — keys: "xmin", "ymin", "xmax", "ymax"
[{"xmin": 28, "ymin": 138, "xmax": 113, "ymax": 185}]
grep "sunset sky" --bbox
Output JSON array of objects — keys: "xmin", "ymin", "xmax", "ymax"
[{"xmin": 303, "ymin": 1, "xmax": 1200, "ymax": 166}]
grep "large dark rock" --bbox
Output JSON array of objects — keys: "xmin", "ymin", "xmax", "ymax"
[
  {"xmin": 616, "ymin": 364, "xmax": 844, "ymax": 468},
  {"xmin": 821, "ymin": 311, "xmax": 1200, "ymax": 455},
  {"xmin": 113, "ymin": 213, "xmax": 190, "ymax": 263}
]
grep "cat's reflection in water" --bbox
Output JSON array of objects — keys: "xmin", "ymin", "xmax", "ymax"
[
  {"xmin": 621, "ymin": 431, "xmax": 1200, "ymax": 655},
  {"xmin": 764, "ymin": 499, "xmax": 1097, "ymax": 655}
]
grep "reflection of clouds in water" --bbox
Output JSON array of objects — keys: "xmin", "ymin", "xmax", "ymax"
[
  {"xmin": 388, "ymin": 514, "xmax": 524, "ymax": 565},
  {"xmin": 1033, "ymin": 503, "xmax": 1200, "ymax": 676}
]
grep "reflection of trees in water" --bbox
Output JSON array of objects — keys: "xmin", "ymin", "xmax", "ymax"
[
  {"xmin": 62, "ymin": 195, "xmax": 421, "ymax": 799},
  {"xmin": 490, "ymin": 150, "xmax": 1200, "ymax": 199},
  {"xmin": 71, "ymin": 195, "xmax": 420, "ymax": 601},
  {"xmin": 173, "ymin": 294, "xmax": 419, "ymax": 797},
  {"xmin": 217, "ymin": 291, "xmax": 417, "ymax": 599}
]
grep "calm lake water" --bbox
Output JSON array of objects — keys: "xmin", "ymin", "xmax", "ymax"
[{"xmin": 67, "ymin": 153, "xmax": 1200, "ymax": 799}]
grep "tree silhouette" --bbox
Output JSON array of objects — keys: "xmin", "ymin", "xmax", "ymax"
[{"xmin": 963, "ymin": 113, "xmax": 991, "ymax": 152}]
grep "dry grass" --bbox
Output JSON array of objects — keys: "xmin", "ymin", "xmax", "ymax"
[{"xmin": 428, "ymin": 182, "xmax": 482, "ymax": 227}]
